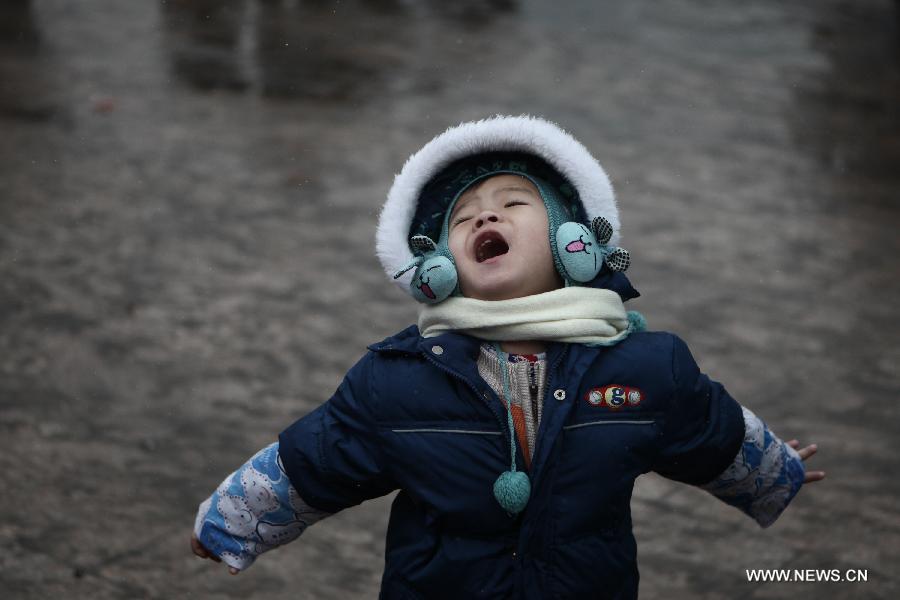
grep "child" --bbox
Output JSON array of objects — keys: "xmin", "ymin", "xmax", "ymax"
[{"xmin": 191, "ymin": 115, "xmax": 824, "ymax": 598}]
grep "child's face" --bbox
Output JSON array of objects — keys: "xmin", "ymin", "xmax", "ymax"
[{"xmin": 447, "ymin": 174, "xmax": 563, "ymax": 301}]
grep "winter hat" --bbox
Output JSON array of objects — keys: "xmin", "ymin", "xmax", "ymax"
[{"xmin": 377, "ymin": 115, "xmax": 631, "ymax": 304}]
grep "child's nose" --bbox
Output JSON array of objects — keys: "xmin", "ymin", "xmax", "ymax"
[{"xmin": 475, "ymin": 212, "xmax": 500, "ymax": 228}]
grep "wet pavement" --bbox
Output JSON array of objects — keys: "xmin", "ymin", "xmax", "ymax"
[{"xmin": 1, "ymin": 0, "xmax": 899, "ymax": 598}]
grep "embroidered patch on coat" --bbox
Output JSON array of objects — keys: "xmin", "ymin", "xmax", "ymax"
[{"xmin": 585, "ymin": 385, "xmax": 643, "ymax": 410}]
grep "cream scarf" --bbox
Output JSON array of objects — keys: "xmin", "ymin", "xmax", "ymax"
[{"xmin": 418, "ymin": 286, "xmax": 643, "ymax": 346}]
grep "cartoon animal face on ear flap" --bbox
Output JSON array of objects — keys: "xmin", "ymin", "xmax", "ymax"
[
  {"xmin": 410, "ymin": 255, "xmax": 457, "ymax": 303},
  {"xmin": 556, "ymin": 221, "xmax": 602, "ymax": 282},
  {"xmin": 555, "ymin": 216, "xmax": 631, "ymax": 283},
  {"xmin": 394, "ymin": 235, "xmax": 458, "ymax": 304}
]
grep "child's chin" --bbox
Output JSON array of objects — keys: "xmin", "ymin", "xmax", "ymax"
[{"xmin": 463, "ymin": 279, "xmax": 525, "ymax": 301}]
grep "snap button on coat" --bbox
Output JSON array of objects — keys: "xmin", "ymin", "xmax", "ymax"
[
  {"xmin": 554, "ymin": 389, "xmax": 566, "ymax": 401},
  {"xmin": 431, "ymin": 345, "xmax": 444, "ymax": 355}
]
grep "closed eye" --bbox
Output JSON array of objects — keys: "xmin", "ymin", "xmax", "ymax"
[{"xmin": 451, "ymin": 200, "xmax": 528, "ymax": 226}]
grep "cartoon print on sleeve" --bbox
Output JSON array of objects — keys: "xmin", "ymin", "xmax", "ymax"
[
  {"xmin": 699, "ymin": 406, "xmax": 806, "ymax": 528},
  {"xmin": 194, "ymin": 442, "xmax": 332, "ymax": 571}
]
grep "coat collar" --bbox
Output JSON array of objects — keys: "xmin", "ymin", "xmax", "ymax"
[
  {"xmin": 366, "ymin": 324, "xmax": 423, "ymax": 355},
  {"xmin": 368, "ymin": 324, "xmax": 571, "ymax": 374}
]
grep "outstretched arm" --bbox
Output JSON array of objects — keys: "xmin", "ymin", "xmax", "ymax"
[
  {"xmin": 191, "ymin": 442, "xmax": 331, "ymax": 573},
  {"xmin": 191, "ymin": 351, "xmax": 396, "ymax": 573},
  {"xmin": 698, "ymin": 406, "xmax": 824, "ymax": 527},
  {"xmin": 651, "ymin": 334, "xmax": 824, "ymax": 527}
]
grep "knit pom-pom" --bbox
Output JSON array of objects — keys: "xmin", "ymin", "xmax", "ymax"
[
  {"xmin": 626, "ymin": 310, "xmax": 647, "ymax": 333},
  {"xmin": 493, "ymin": 470, "xmax": 531, "ymax": 514}
]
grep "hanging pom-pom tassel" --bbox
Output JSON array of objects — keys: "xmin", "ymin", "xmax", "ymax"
[
  {"xmin": 493, "ymin": 471, "xmax": 531, "ymax": 515},
  {"xmin": 626, "ymin": 310, "xmax": 647, "ymax": 332},
  {"xmin": 490, "ymin": 342, "xmax": 531, "ymax": 515}
]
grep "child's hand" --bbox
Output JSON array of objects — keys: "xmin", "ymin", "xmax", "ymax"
[
  {"xmin": 191, "ymin": 532, "xmax": 240, "ymax": 575},
  {"xmin": 787, "ymin": 440, "xmax": 826, "ymax": 483}
]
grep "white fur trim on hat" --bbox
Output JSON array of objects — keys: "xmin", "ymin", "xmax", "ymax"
[{"xmin": 376, "ymin": 115, "xmax": 619, "ymax": 294}]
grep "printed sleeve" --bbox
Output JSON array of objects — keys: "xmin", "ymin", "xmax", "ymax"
[
  {"xmin": 193, "ymin": 442, "xmax": 331, "ymax": 571},
  {"xmin": 277, "ymin": 351, "xmax": 397, "ymax": 513},
  {"xmin": 698, "ymin": 406, "xmax": 806, "ymax": 527},
  {"xmin": 652, "ymin": 334, "xmax": 746, "ymax": 485}
]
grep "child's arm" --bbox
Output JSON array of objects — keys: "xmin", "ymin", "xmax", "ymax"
[
  {"xmin": 697, "ymin": 407, "xmax": 824, "ymax": 527},
  {"xmin": 192, "ymin": 442, "xmax": 331, "ymax": 573},
  {"xmin": 191, "ymin": 351, "xmax": 395, "ymax": 572},
  {"xmin": 653, "ymin": 335, "xmax": 818, "ymax": 527},
  {"xmin": 275, "ymin": 352, "xmax": 397, "ymax": 517}
]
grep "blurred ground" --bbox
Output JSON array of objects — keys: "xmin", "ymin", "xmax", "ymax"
[{"xmin": 1, "ymin": 0, "xmax": 899, "ymax": 598}]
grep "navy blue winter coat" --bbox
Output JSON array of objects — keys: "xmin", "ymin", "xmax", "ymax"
[{"xmin": 277, "ymin": 322, "xmax": 745, "ymax": 599}]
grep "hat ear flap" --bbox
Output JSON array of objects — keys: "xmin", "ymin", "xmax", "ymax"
[
  {"xmin": 410, "ymin": 255, "xmax": 458, "ymax": 304},
  {"xmin": 555, "ymin": 222, "xmax": 602, "ymax": 283}
]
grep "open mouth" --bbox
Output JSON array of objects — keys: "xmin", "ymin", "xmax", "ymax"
[{"xmin": 474, "ymin": 231, "xmax": 510, "ymax": 263}]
